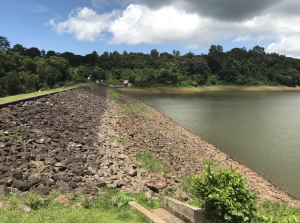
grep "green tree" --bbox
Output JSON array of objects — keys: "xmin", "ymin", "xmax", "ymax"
[
  {"xmin": 2, "ymin": 71, "xmax": 24, "ymax": 95},
  {"xmin": 92, "ymin": 66, "xmax": 107, "ymax": 80},
  {"xmin": 26, "ymin": 47, "xmax": 41, "ymax": 58},
  {"xmin": 150, "ymin": 49, "xmax": 159, "ymax": 59},
  {"xmin": 46, "ymin": 50, "xmax": 57, "ymax": 57},
  {"xmin": 0, "ymin": 36, "xmax": 10, "ymax": 54},
  {"xmin": 19, "ymin": 71, "xmax": 38, "ymax": 92},
  {"xmin": 10, "ymin": 44, "xmax": 26, "ymax": 55},
  {"xmin": 48, "ymin": 56, "xmax": 69, "ymax": 81}
]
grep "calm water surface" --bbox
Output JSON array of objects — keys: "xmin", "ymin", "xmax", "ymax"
[{"xmin": 137, "ymin": 91, "xmax": 300, "ymax": 199}]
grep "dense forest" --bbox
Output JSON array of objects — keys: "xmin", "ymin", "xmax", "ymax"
[{"xmin": 1, "ymin": 35, "xmax": 300, "ymax": 97}]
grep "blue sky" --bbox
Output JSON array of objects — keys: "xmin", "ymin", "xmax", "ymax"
[{"xmin": 1, "ymin": 0, "xmax": 300, "ymax": 57}]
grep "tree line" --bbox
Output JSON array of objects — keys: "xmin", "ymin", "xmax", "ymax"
[{"xmin": 1, "ymin": 35, "xmax": 300, "ymax": 97}]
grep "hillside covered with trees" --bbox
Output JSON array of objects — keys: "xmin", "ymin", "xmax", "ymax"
[{"xmin": 1, "ymin": 35, "xmax": 300, "ymax": 97}]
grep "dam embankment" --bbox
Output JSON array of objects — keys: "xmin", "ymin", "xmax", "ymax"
[{"xmin": 0, "ymin": 85, "xmax": 299, "ymax": 207}]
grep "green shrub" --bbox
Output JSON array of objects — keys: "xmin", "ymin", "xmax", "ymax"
[
  {"xmin": 191, "ymin": 161, "xmax": 257, "ymax": 223},
  {"xmin": 111, "ymin": 192, "xmax": 135, "ymax": 208},
  {"xmin": 27, "ymin": 194, "xmax": 45, "ymax": 210}
]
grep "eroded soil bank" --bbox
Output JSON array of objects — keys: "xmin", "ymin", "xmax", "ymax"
[
  {"xmin": 0, "ymin": 84, "xmax": 299, "ymax": 207},
  {"xmin": 120, "ymin": 86, "xmax": 300, "ymax": 95}
]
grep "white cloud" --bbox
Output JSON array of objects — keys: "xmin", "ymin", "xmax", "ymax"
[
  {"xmin": 48, "ymin": 4, "xmax": 300, "ymax": 57},
  {"xmin": 108, "ymin": 5, "xmax": 204, "ymax": 45},
  {"xmin": 233, "ymin": 35, "xmax": 254, "ymax": 42},
  {"xmin": 47, "ymin": 7, "xmax": 117, "ymax": 42},
  {"xmin": 267, "ymin": 35, "xmax": 300, "ymax": 58}
]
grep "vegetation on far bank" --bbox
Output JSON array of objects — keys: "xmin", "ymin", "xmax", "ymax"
[{"xmin": 2, "ymin": 35, "xmax": 300, "ymax": 98}]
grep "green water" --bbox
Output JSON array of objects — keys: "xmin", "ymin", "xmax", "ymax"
[{"xmin": 137, "ymin": 91, "xmax": 300, "ymax": 199}]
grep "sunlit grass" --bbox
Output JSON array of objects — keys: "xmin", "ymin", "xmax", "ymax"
[
  {"xmin": 107, "ymin": 87, "xmax": 123, "ymax": 101},
  {"xmin": 137, "ymin": 152, "xmax": 170, "ymax": 175},
  {"xmin": 0, "ymin": 187, "xmax": 150, "ymax": 223}
]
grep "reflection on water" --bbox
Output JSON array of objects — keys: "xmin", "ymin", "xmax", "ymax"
[{"xmin": 138, "ymin": 91, "xmax": 300, "ymax": 199}]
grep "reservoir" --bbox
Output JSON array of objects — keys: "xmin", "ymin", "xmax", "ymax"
[{"xmin": 137, "ymin": 91, "xmax": 300, "ymax": 199}]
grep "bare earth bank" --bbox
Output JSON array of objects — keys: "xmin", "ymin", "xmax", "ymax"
[{"xmin": 120, "ymin": 86, "xmax": 300, "ymax": 95}]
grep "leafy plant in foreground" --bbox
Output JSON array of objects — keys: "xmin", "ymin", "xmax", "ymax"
[
  {"xmin": 111, "ymin": 192, "xmax": 135, "ymax": 208},
  {"xmin": 191, "ymin": 161, "xmax": 257, "ymax": 223}
]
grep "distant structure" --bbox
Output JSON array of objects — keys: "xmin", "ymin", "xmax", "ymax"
[
  {"xmin": 123, "ymin": 80, "xmax": 129, "ymax": 87},
  {"xmin": 110, "ymin": 80, "xmax": 132, "ymax": 88}
]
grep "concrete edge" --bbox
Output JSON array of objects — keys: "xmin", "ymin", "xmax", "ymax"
[
  {"xmin": 162, "ymin": 196, "xmax": 211, "ymax": 223},
  {"xmin": 128, "ymin": 201, "xmax": 167, "ymax": 223}
]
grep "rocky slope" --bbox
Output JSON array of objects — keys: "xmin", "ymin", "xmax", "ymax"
[
  {"xmin": 0, "ymin": 85, "xmax": 180, "ymax": 199},
  {"xmin": 1, "ymin": 84, "xmax": 299, "ymax": 207}
]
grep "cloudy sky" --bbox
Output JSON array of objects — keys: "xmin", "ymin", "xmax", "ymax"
[{"xmin": 1, "ymin": 0, "xmax": 300, "ymax": 57}]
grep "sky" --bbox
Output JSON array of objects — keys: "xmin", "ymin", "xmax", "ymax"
[{"xmin": 1, "ymin": 0, "xmax": 300, "ymax": 57}]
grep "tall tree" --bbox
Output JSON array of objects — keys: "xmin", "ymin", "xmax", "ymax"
[
  {"xmin": 25, "ymin": 47, "xmax": 41, "ymax": 58},
  {"xmin": 0, "ymin": 36, "xmax": 10, "ymax": 54},
  {"xmin": 46, "ymin": 50, "xmax": 57, "ymax": 57},
  {"xmin": 10, "ymin": 44, "xmax": 26, "ymax": 55},
  {"xmin": 150, "ymin": 49, "xmax": 159, "ymax": 59}
]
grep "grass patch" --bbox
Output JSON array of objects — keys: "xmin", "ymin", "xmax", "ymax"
[
  {"xmin": 0, "ymin": 130, "xmax": 23, "ymax": 141},
  {"xmin": 139, "ymin": 108, "xmax": 149, "ymax": 114},
  {"xmin": 132, "ymin": 192, "xmax": 161, "ymax": 210},
  {"xmin": 121, "ymin": 104, "xmax": 136, "ymax": 115},
  {"xmin": 253, "ymin": 200, "xmax": 300, "ymax": 223},
  {"xmin": 0, "ymin": 83, "xmax": 93, "ymax": 104},
  {"xmin": 126, "ymin": 101, "xmax": 138, "ymax": 108},
  {"xmin": 0, "ymin": 187, "xmax": 150, "ymax": 223},
  {"xmin": 179, "ymin": 175, "xmax": 193, "ymax": 193},
  {"xmin": 110, "ymin": 136, "xmax": 127, "ymax": 146},
  {"xmin": 136, "ymin": 152, "xmax": 170, "ymax": 174},
  {"xmin": 107, "ymin": 87, "xmax": 122, "ymax": 101},
  {"xmin": 107, "ymin": 88, "xmax": 149, "ymax": 118}
]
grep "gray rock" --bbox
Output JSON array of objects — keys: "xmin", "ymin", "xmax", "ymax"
[
  {"xmin": 0, "ymin": 185, "xmax": 9, "ymax": 196},
  {"xmin": 128, "ymin": 169, "xmax": 137, "ymax": 177},
  {"xmin": 0, "ymin": 199, "xmax": 11, "ymax": 209},
  {"xmin": 36, "ymin": 139, "xmax": 46, "ymax": 144},
  {"xmin": 18, "ymin": 204, "xmax": 31, "ymax": 213}
]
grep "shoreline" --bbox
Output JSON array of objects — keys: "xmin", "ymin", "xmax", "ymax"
[
  {"xmin": 113, "ymin": 88, "xmax": 300, "ymax": 206},
  {"xmin": 120, "ymin": 85, "xmax": 300, "ymax": 95}
]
